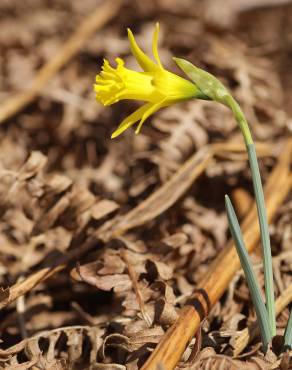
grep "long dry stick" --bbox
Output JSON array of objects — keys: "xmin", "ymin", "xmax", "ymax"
[
  {"xmin": 0, "ymin": 0, "xmax": 122, "ymax": 124},
  {"xmin": 0, "ymin": 142, "xmax": 276, "ymax": 310},
  {"xmin": 141, "ymin": 140, "xmax": 292, "ymax": 370}
]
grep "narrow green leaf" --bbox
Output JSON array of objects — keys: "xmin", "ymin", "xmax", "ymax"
[
  {"xmin": 225, "ymin": 195, "xmax": 272, "ymax": 351},
  {"xmin": 247, "ymin": 144, "xmax": 276, "ymax": 336},
  {"xmin": 284, "ymin": 310, "xmax": 292, "ymax": 350}
]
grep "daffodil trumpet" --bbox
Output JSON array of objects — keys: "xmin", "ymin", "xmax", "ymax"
[{"xmin": 94, "ymin": 23, "xmax": 208, "ymax": 138}]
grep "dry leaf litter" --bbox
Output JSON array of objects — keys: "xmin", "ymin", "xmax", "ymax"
[{"xmin": 0, "ymin": 0, "xmax": 291, "ymax": 369}]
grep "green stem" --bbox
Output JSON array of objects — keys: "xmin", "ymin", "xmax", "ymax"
[
  {"xmin": 227, "ymin": 96, "xmax": 276, "ymax": 336},
  {"xmin": 225, "ymin": 96, "xmax": 253, "ymax": 146}
]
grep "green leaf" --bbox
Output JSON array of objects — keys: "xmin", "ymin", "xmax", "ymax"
[
  {"xmin": 247, "ymin": 144, "xmax": 276, "ymax": 336},
  {"xmin": 225, "ymin": 195, "xmax": 272, "ymax": 351}
]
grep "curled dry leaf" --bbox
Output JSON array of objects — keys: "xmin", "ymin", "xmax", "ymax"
[
  {"xmin": 145, "ymin": 260, "xmax": 173, "ymax": 281},
  {"xmin": 101, "ymin": 326, "xmax": 165, "ymax": 358},
  {"xmin": 162, "ymin": 233, "xmax": 188, "ymax": 250},
  {"xmin": 0, "ymin": 326, "xmax": 105, "ymax": 369},
  {"xmin": 75, "ymin": 261, "xmax": 132, "ymax": 293},
  {"xmin": 186, "ymin": 346, "xmax": 272, "ymax": 369}
]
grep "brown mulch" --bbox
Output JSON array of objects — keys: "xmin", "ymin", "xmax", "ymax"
[{"xmin": 0, "ymin": 0, "xmax": 291, "ymax": 369}]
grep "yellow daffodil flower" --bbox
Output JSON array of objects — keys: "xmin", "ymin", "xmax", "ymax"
[{"xmin": 94, "ymin": 23, "xmax": 206, "ymax": 138}]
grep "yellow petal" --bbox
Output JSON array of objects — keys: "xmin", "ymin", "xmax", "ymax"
[
  {"xmin": 152, "ymin": 23, "xmax": 163, "ymax": 69},
  {"xmin": 135, "ymin": 98, "xmax": 167, "ymax": 134},
  {"xmin": 127, "ymin": 28, "xmax": 158, "ymax": 72},
  {"xmin": 111, "ymin": 103, "xmax": 152, "ymax": 138}
]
